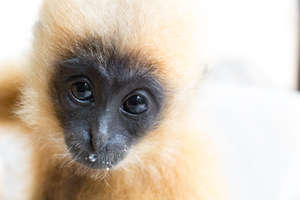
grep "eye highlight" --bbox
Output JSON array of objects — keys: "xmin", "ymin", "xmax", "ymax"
[
  {"xmin": 121, "ymin": 94, "xmax": 148, "ymax": 115},
  {"xmin": 70, "ymin": 81, "xmax": 94, "ymax": 102}
]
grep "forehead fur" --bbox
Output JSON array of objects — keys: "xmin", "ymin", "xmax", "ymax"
[{"xmin": 32, "ymin": 0, "xmax": 207, "ymax": 87}]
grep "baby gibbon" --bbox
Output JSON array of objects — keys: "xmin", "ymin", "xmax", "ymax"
[{"xmin": 0, "ymin": 0, "xmax": 225, "ymax": 199}]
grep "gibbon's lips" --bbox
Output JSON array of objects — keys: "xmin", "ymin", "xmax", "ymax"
[{"xmin": 51, "ymin": 40, "xmax": 165, "ymax": 170}]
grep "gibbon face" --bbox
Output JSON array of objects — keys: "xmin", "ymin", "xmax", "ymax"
[
  {"xmin": 51, "ymin": 39, "xmax": 165, "ymax": 169},
  {"xmin": 19, "ymin": 0, "xmax": 205, "ymax": 172}
]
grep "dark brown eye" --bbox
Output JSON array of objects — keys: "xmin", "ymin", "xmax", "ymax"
[
  {"xmin": 122, "ymin": 95, "xmax": 148, "ymax": 115},
  {"xmin": 71, "ymin": 81, "xmax": 93, "ymax": 102}
]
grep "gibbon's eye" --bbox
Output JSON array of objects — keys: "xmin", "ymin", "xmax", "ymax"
[
  {"xmin": 121, "ymin": 94, "xmax": 148, "ymax": 115},
  {"xmin": 70, "ymin": 81, "xmax": 94, "ymax": 102}
]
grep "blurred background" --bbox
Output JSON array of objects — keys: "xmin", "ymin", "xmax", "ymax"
[
  {"xmin": 0, "ymin": 0, "xmax": 298, "ymax": 90},
  {"xmin": 205, "ymin": 0, "xmax": 298, "ymax": 90}
]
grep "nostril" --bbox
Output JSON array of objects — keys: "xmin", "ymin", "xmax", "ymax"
[
  {"xmin": 86, "ymin": 130, "xmax": 94, "ymax": 150},
  {"xmin": 81, "ymin": 130, "xmax": 96, "ymax": 151}
]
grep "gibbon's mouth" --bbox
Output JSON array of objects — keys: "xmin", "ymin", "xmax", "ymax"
[{"xmin": 67, "ymin": 141, "xmax": 129, "ymax": 170}]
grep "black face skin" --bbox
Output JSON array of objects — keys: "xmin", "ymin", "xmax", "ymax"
[{"xmin": 51, "ymin": 39, "xmax": 165, "ymax": 170}]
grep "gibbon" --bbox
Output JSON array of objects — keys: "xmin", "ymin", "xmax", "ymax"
[{"xmin": 0, "ymin": 0, "xmax": 226, "ymax": 199}]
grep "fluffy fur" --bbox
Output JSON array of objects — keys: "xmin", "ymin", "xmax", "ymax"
[
  {"xmin": 1, "ymin": 0, "xmax": 225, "ymax": 199},
  {"xmin": 0, "ymin": 59, "xmax": 27, "ymax": 122}
]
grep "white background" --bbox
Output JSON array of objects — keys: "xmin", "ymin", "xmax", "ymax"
[{"xmin": 205, "ymin": 0, "xmax": 298, "ymax": 89}]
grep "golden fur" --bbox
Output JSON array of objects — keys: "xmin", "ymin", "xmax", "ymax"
[
  {"xmin": 0, "ymin": 0, "xmax": 226, "ymax": 199},
  {"xmin": 0, "ymin": 60, "xmax": 27, "ymax": 122}
]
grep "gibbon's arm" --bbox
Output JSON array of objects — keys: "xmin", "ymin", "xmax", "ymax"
[{"xmin": 0, "ymin": 60, "xmax": 26, "ymax": 121}]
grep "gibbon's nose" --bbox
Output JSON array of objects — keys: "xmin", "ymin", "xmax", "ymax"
[{"xmin": 90, "ymin": 113, "xmax": 112, "ymax": 151}]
